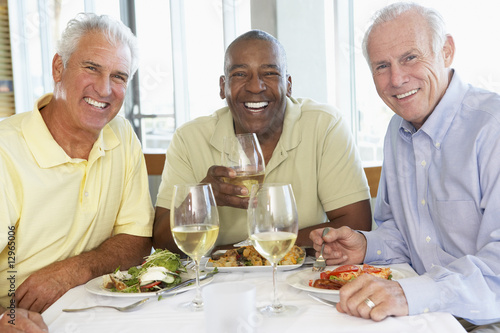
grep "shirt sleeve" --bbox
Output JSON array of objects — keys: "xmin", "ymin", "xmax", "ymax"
[
  {"xmin": 318, "ymin": 112, "xmax": 370, "ymax": 212},
  {"xmin": 364, "ymin": 129, "xmax": 500, "ymax": 325},
  {"xmin": 112, "ymin": 125, "xmax": 154, "ymax": 237},
  {"xmin": 155, "ymin": 130, "xmax": 198, "ymax": 209}
]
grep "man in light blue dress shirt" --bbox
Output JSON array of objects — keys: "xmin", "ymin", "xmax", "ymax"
[{"xmin": 310, "ymin": 2, "xmax": 500, "ymax": 330}]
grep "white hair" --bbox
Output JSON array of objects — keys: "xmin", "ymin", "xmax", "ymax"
[
  {"xmin": 56, "ymin": 12, "xmax": 139, "ymax": 80},
  {"xmin": 362, "ymin": 2, "xmax": 448, "ymax": 63}
]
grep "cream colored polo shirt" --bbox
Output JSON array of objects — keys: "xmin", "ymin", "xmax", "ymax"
[
  {"xmin": 0, "ymin": 94, "xmax": 153, "ymax": 307},
  {"xmin": 156, "ymin": 97, "xmax": 370, "ymax": 246}
]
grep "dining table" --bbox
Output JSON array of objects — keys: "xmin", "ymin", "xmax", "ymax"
[{"xmin": 42, "ymin": 260, "xmax": 466, "ymax": 333}]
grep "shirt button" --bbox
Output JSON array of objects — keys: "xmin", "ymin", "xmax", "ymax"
[
  {"xmin": 424, "ymin": 308, "xmax": 430, "ymax": 313},
  {"xmin": 84, "ymin": 192, "xmax": 89, "ymax": 197},
  {"xmin": 421, "ymin": 199, "xmax": 426, "ymax": 205},
  {"xmin": 426, "ymin": 236, "xmax": 431, "ymax": 243},
  {"xmin": 421, "ymin": 160, "xmax": 426, "ymax": 167},
  {"xmin": 435, "ymin": 142, "xmax": 441, "ymax": 148},
  {"xmin": 377, "ymin": 250, "xmax": 382, "ymax": 255}
]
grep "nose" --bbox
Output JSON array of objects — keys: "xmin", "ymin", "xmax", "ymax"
[
  {"xmin": 94, "ymin": 75, "xmax": 112, "ymax": 96},
  {"xmin": 390, "ymin": 64, "xmax": 409, "ymax": 88},
  {"xmin": 246, "ymin": 73, "xmax": 266, "ymax": 93}
]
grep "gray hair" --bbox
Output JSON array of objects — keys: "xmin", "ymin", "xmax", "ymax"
[
  {"xmin": 224, "ymin": 30, "xmax": 288, "ymax": 75},
  {"xmin": 362, "ymin": 2, "xmax": 447, "ymax": 63},
  {"xmin": 56, "ymin": 13, "xmax": 139, "ymax": 80}
]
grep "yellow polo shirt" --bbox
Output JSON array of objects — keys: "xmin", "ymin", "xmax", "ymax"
[
  {"xmin": 156, "ymin": 97, "xmax": 369, "ymax": 246},
  {"xmin": 0, "ymin": 94, "xmax": 154, "ymax": 307}
]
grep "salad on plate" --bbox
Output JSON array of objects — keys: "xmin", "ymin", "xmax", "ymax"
[{"xmin": 103, "ymin": 249, "xmax": 186, "ymax": 293}]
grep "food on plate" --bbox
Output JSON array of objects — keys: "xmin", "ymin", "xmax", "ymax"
[
  {"xmin": 209, "ymin": 245, "xmax": 305, "ymax": 267},
  {"xmin": 309, "ymin": 264, "xmax": 392, "ymax": 290},
  {"xmin": 103, "ymin": 249, "xmax": 186, "ymax": 293}
]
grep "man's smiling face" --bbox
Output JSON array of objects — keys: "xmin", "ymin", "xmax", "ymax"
[
  {"xmin": 53, "ymin": 31, "xmax": 131, "ymax": 136},
  {"xmin": 367, "ymin": 11, "xmax": 453, "ymax": 129},
  {"xmin": 219, "ymin": 38, "xmax": 291, "ymax": 138}
]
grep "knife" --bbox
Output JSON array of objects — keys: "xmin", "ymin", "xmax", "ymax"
[
  {"xmin": 308, "ymin": 293, "xmax": 338, "ymax": 307},
  {"xmin": 155, "ymin": 270, "xmax": 217, "ymax": 296}
]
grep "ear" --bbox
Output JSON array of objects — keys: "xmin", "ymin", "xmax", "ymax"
[
  {"xmin": 52, "ymin": 54, "xmax": 64, "ymax": 83},
  {"xmin": 219, "ymin": 75, "xmax": 226, "ymax": 99},
  {"xmin": 286, "ymin": 74, "xmax": 292, "ymax": 97},
  {"xmin": 442, "ymin": 34, "xmax": 455, "ymax": 67}
]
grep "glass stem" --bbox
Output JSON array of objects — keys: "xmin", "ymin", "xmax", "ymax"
[
  {"xmin": 271, "ymin": 262, "xmax": 282, "ymax": 311},
  {"xmin": 192, "ymin": 259, "xmax": 203, "ymax": 308}
]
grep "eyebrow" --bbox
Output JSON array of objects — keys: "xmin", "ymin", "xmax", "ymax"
[
  {"xmin": 83, "ymin": 60, "xmax": 130, "ymax": 80},
  {"xmin": 371, "ymin": 49, "xmax": 419, "ymax": 68},
  {"xmin": 228, "ymin": 63, "xmax": 281, "ymax": 72}
]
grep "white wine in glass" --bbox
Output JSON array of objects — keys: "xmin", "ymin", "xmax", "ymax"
[
  {"xmin": 221, "ymin": 133, "xmax": 265, "ymax": 197},
  {"xmin": 171, "ymin": 183, "xmax": 220, "ymax": 311},
  {"xmin": 247, "ymin": 183, "xmax": 299, "ymax": 316}
]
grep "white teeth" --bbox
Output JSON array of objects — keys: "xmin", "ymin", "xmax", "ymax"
[
  {"xmin": 84, "ymin": 97, "xmax": 107, "ymax": 108},
  {"xmin": 396, "ymin": 89, "xmax": 418, "ymax": 99},
  {"xmin": 245, "ymin": 102, "xmax": 268, "ymax": 109}
]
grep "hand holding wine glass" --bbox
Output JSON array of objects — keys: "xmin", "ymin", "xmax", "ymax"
[
  {"xmin": 221, "ymin": 133, "xmax": 265, "ymax": 197},
  {"xmin": 247, "ymin": 183, "xmax": 299, "ymax": 316},
  {"xmin": 170, "ymin": 183, "xmax": 220, "ymax": 311}
]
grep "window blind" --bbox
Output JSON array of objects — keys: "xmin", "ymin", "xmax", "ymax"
[{"xmin": 0, "ymin": 0, "xmax": 14, "ymax": 117}]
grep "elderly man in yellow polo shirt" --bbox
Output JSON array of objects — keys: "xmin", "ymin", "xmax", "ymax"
[
  {"xmin": 0, "ymin": 13, "xmax": 153, "ymax": 329},
  {"xmin": 153, "ymin": 30, "xmax": 372, "ymax": 253}
]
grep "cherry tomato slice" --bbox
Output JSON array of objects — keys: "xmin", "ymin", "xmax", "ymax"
[{"xmin": 141, "ymin": 281, "xmax": 161, "ymax": 290}]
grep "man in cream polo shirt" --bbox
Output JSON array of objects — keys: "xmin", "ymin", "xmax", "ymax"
[
  {"xmin": 0, "ymin": 13, "xmax": 153, "ymax": 330},
  {"xmin": 152, "ymin": 30, "xmax": 372, "ymax": 253}
]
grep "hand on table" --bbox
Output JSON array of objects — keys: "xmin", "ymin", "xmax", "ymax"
[
  {"xmin": 309, "ymin": 226, "xmax": 367, "ymax": 266},
  {"xmin": 16, "ymin": 260, "xmax": 81, "ymax": 313},
  {"xmin": 201, "ymin": 165, "xmax": 249, "ymax": 209},
  {"xmin": 0, "ymin": 308, "xmax": 48, "ymax": 332},
  {"xmin": 337, "ymin": 273, "xmax": 409, "ymax": 321}
]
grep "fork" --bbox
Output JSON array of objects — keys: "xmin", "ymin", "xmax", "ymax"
[
  {"xmin": 63, "ymin": 298, "xmax": 149, "ymax": 312},
  {"xmin": 312, "ymin": 227, "xmax": 330, "ymax": 272}
]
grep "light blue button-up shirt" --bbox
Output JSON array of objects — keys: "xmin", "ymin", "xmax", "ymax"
[{"xmin": 363, "ymin": 71, "xmax": 500, "ymax": 325}]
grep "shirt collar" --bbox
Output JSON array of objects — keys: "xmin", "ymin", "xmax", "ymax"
[
  {"xmin": 22, "ymin": 93, "xmax": 120, "ymax": 168},
  {"xmin": 399, "ymin": 70, "xmax": 468, "ymax": 148},
  {"xmin": 420, "ymin": 70, "xmax": 467, "ymax": 147}
]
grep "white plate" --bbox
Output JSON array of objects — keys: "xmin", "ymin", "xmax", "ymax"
[
  {"xmin": 85, "ymin": 271, "xmax": 214, "ymax": 298},
  {"xmin": 204, "ymin": 251, "xmax": 305, "ymax": 272},
  {"xmin": 286, "ymin": 265, "xmax": 406, "ymax": 294}
]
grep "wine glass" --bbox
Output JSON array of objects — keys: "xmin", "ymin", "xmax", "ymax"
[
  {"xmin": 222, "ymin": 133, "xmax": 266, "ymax": 247},
  {"xmin": 221, "ymin": 133, "xmax": 266, "ymax": 197},
  {"xmin": 170, "ymin": 183, "xmax": 220, "ymax": 311},
  {"xmin": 247, "ymin": 183, "xmax": 299, "ymax": 316}
]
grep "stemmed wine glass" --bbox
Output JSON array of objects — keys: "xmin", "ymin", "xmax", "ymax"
[
  {"xmin": 247, "ymin": 183, "xmax": 299, "ymax": 316},
  {"xmin": 222, "ymin": 133, "xmax": 266, "ymax": 247},
  {"xmin": 170, "ymin": 183, "xmax": 220, "ymax": 311},
  {"xmin": 221, "ymin": 133, "xmax": 266, "ymax": 197}
]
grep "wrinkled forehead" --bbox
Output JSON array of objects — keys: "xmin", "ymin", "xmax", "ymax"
[{"xmin": 367, "ymin": 13, "xmax": 433, "ymax": 61}]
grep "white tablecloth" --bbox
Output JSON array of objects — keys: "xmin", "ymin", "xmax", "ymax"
[{"xmin": 42, "ymin": 263, "xmax": 466, "ymax": 333}]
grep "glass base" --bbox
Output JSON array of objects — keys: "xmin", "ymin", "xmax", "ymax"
[
  {"xmin": 258, "ymin": 304, "xmax": 298, "ymax": 317},
  {"xmin": 178, "ymin": 299, "xmax": 204, "ymax": 312}
]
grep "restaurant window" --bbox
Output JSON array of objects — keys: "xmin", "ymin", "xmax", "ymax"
[
  {"xmin": 7, "ymin": 0, "xmax": 500, "ymax": 166},
  {"xmin": 8, "ymin": 0, "xmax": 250, "ymax": 152},
  {"xmin": 130, "ymin": 0, "xmax": 251, "ymax": 151}
]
